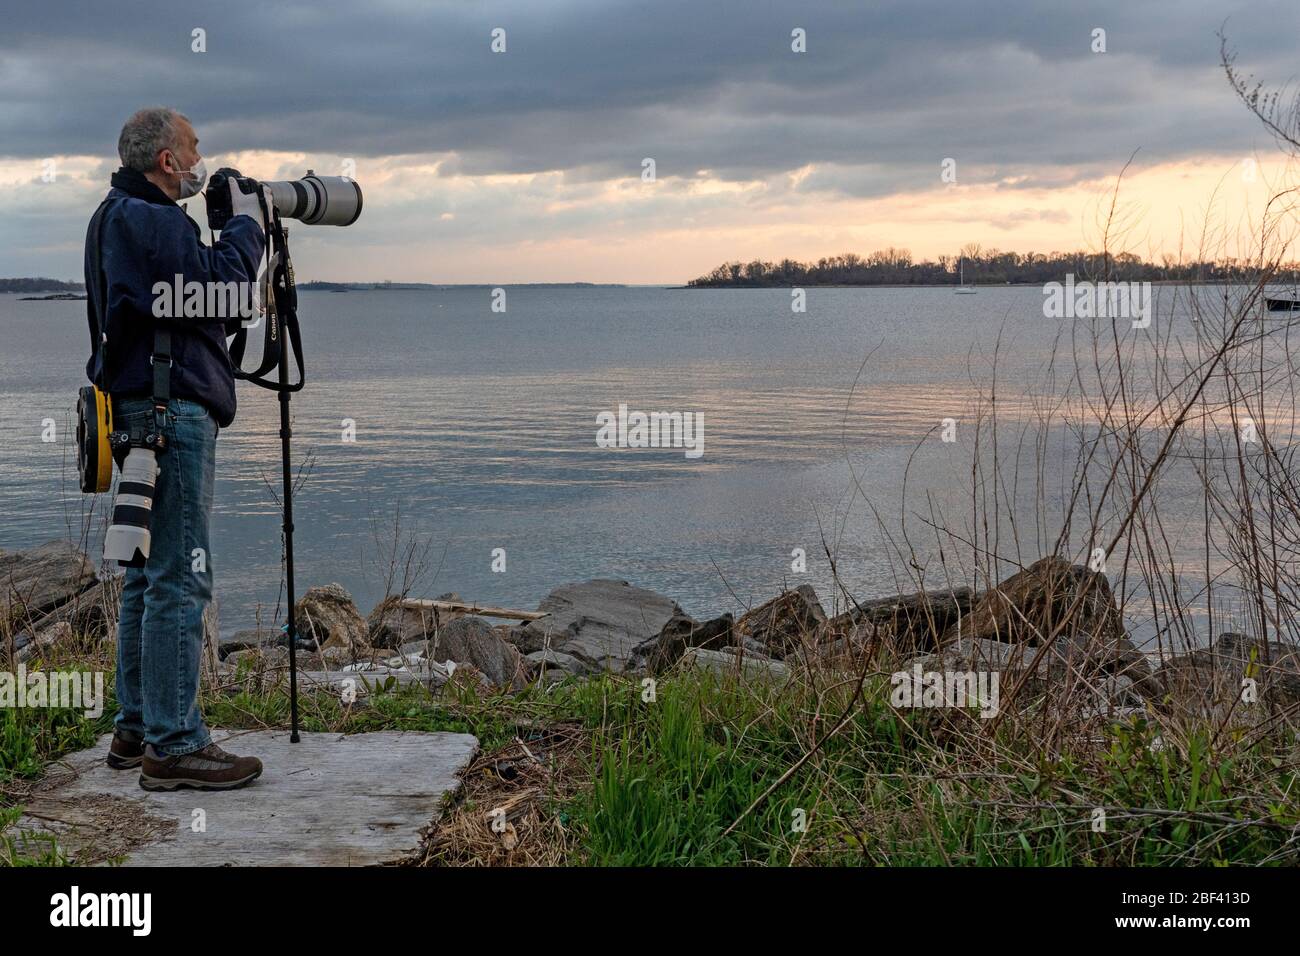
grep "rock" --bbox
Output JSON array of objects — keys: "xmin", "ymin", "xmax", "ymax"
[
  {"xmin": 218, "ymin": 628, "xmax": 279, "ymax": 661},
  {"xmin": 914, "ymin": 636, "xmax": 1055, "ymax": 676},
  {"xmin": 911, "ymin": 635, "xmax": 1160, "ymax": 719},
  {"xmin": 396, "ymin": 639, "xmax": 428, "ymax": 663},
  {"xmin": 507, "ymin": 579, "xmax": 682, "ymax": 673},
  {"xmin": 16, "ymin": 621, "xmax": 76, "ymax": 663},
  {"xmin": 717, "ymin": 644, "xmax": 776, "ymax": 660},
  {"xmin": 627, "ymin": 613, "xmax": 735, "ymax": 674},
  {"xmin": 367, "ymin": 592, "xmax": 466, "ymax": 648},
  {"xmin": 734, "ymin": 585, "xmax": 826, "ymax": 658},
  {"xmin": 524, "ymin": 649, "xmax": 585, "ymax": 685},
  {"xmin": 1095, "ymin": 674, "xmax": 1145, "ymax": 711},
  {"xmin": 943, "ymin": 557, "xmax": 1149, "ymax": 684},
  {"xmin": 735, "ymin": 636, "xmax": 774, "ymax": 658},
  {"xmin": 950, "ymin": 558, "xmax": 1121, "ymax": 645},
  {"xmin": 524, "ymin": 648, "xmax": 585, "ymax": 675},
  {"xmin": 421, "ymin": 616, "xmax": 526, "ymax": 691},
  {"xmin": 302, "ymin": 662, "xmax": 453, "ymax": 697},
  {"xmin": 383, "ymin": 606, "xmax": 528, "ymax": 691},
  {"xmin": 825, "ymin": 586, "xmax": 972, "ymax": 655},
  {"xmin": 367, "ymin": 596, "xmax": 423, "ymax": 649},
  {"xmin": 294, "ymin": 647, "xmax": 356, "ymax": 669},
  {"xmin": 679, "ymin": 647, "xmax": 791, "ymax": 682},
  {"xmin": 295, "ymin": 584, "xmax": 371, "ymax": 660},
  {"xmin": 225, "ymin": 645, "xmax": 290, "ymax": 669},
  {"xmin": 15, "ymin": 575, "xmax": 124, "ymax": 645},
  {"xmin": 1155, "ymin": 633, "xmax": 1300, "ymax": 718},
  {"xmin": 226, "ymin": 644, "xmax": 364, "ymax": 672},
  {"xmin": 0, "ymin": 541, "xmax": 98, "ymax": 628}
]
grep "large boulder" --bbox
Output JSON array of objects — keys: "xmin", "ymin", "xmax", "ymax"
[
  {"xmin": 1155, "ymin": 633, "xmax": 1300, "ymax": 720},
  {"xmin": 734, "ymin": 585, "xmax": 826, "ymax": 658},
  {"xmin": 942, "ymin": 557, "xmax": 1149, "ymax": 685},
  {"xmin": 294, "ymin": 584, "xmax": 371, "ymax": 660},
  {"xmin": 412, "ymin": 616, "xmax": 525, "ymax": 691},
  {"xmin": 507, "ymin": 579, "xmax": 682, "ymax": 673},
  {"xmin": 825, "ymin": 586, "xmax": 972, "ymax": 655},
  {"xmin": 627, "ymin": 612, "xmax": 735, "ymax": 674},
  {"xmin": 1, "ymin": 541, "xmax": 97, "ymax": 629}
]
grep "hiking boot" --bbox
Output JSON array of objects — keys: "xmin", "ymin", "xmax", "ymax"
[
  {"xmin": 106, "ymin": 730, "xmax": 145, "ymax": 770},
  {"xmin": 139, "ymin": 742, "xmax": 263, "ymax": 792}
]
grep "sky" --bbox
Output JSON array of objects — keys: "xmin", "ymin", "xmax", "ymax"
[{"xmin": 1, "ymin": 0, "xmax": 1298, "ymax": 284}]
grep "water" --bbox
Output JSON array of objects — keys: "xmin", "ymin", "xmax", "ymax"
[{"xmin": 0, "ymin": 285, "xmax": 1274, "ymax": 641}]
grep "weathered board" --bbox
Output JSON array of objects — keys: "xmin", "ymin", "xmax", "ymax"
[
  {"xmin": 18, "ymin": 729, "xmax": 478, "ymax": 866},
  {"xmin": 400, "ymin": 598, "xmax": 548, "ymax": 621}
]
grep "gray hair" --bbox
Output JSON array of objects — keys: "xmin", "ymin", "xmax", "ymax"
[{"xmin": 117, "ymin": 107, "xmax": 188, "ymax": 173}]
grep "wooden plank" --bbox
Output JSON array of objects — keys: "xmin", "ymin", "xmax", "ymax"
[
  {"xmin": 18, "ymin": 729, "xmax": 478, "ymax": 866},
  {"xmin": 399, "ymin": 598, "xmax": 548, "ymax": 621}
]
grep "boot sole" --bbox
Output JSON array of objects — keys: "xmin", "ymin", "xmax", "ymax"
[
  {"xmin": 106, "ymin": 753, "xmax": 144, "ymax": 770},
  {"xmin": 138, "ymin": 766, "xmax": 263, "ymax": 792}
]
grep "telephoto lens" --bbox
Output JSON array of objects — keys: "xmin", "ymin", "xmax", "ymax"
[
  {"xmin": 103, "ymin": 448, "xmax": 159, "ymax": 567},
  {"xmin": 207, "ymin": 168, "xmax": 363, "ymax": 231},
  {"xmin": 261, "ymin": 170, "xmax": 363, "ymax": 226}
]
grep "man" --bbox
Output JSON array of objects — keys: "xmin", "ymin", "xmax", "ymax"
[{"xmin": 86, "ymin": 107, "xmax": 267, "ymax": 790}]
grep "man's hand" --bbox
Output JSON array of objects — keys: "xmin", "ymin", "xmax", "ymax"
[{"xmin": 228, "ymin": 177, "xmax": 269, "ymax": 235}]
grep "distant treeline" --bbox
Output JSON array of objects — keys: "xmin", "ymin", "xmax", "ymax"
[
  {"xmin": 686, "ymin": 250, "xmax": 1295, "ymax": 287},
  {"xmin": 297, "ymin": 281, "xmax": 617, "ymax": 290},
  {"xmin": 0, "ymin": 278, "xmax": 85, "ymax": 293}
]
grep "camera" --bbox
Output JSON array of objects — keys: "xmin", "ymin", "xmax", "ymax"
[{"xmin": 206, "ymin": 168, "xmax": 363, "ymax": 230}]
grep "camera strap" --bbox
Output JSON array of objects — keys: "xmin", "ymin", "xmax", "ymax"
[
  {"xmin": 85, "ymin": 199, "xmax": 113, "ymax": 388},
  {"xmin": 150, "ymin": 326, "xmax": 171, "ymax": 431},
  {"xmin": 227, "ymin": 195, "xmax": 304, "ymax": 393}
]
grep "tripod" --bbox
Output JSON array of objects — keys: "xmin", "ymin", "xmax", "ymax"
[{"xmin": 229, "ymin": 213, "xmax": 307, "ymax": 742}]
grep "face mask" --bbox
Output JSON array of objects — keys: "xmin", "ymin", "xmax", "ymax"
[{"xmin": 169, "ymin": 154, "xmax": 207, "ymax": 199}]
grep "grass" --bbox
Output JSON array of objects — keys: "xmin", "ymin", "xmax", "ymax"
[
  {"xmin": 12, "ymin": 642, "xmax": 1300, "ymax": 868},
  {"xmin": 3, "ymin": 638, "xmax": 1297, "ymax": 867}
]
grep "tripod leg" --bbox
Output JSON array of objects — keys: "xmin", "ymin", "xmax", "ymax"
[{"xmin": 279, "ymin": 358, "xmax": 300, "ymax": 743}]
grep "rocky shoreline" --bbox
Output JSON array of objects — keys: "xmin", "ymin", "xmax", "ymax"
[{"xmin": 4, "ymin": 541, "xmax": 1298, "ymax": 723}]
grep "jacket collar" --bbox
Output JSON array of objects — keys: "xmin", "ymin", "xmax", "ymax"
[{"xmin": 109, "ymin": 167, "xmax": 178, "ymax": 207}]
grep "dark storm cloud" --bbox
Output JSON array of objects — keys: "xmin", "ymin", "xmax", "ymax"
[{"xmin": 1, "ymin": 0, "xmax": 1295, "ymax": 189}]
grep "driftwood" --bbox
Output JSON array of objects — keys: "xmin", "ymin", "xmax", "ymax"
[{"xmin": 399, "ymin": 598, "xmax": 547, "ymax": 622}]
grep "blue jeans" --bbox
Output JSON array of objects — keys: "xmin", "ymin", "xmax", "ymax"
[{"xmin": 112, "ymin": 397, "xmax": 217, "ymax": 756}]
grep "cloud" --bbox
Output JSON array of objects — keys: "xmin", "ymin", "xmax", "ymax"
[{"xmin": 1, "ymin": 0, "xmax": 1297, "ymax": 281}]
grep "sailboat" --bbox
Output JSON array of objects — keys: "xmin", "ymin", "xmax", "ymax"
[{"xmin": 955, "ymin": 256, "xmax": 976, "ymax": 294}]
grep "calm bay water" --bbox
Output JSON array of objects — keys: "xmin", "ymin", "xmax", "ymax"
[{"xmin": 0, "ymin": 285, "xmax": 1259, "ymax": 641}]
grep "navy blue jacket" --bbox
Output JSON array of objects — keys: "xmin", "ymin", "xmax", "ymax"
[{"xmin": 84, "ymin": 168, "xmax": 265, "ymax": 428}]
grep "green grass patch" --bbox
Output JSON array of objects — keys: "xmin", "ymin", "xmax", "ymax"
[{"xmin": 3, "ymin": 657, "xmax": 1296, "ymax": 867}]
